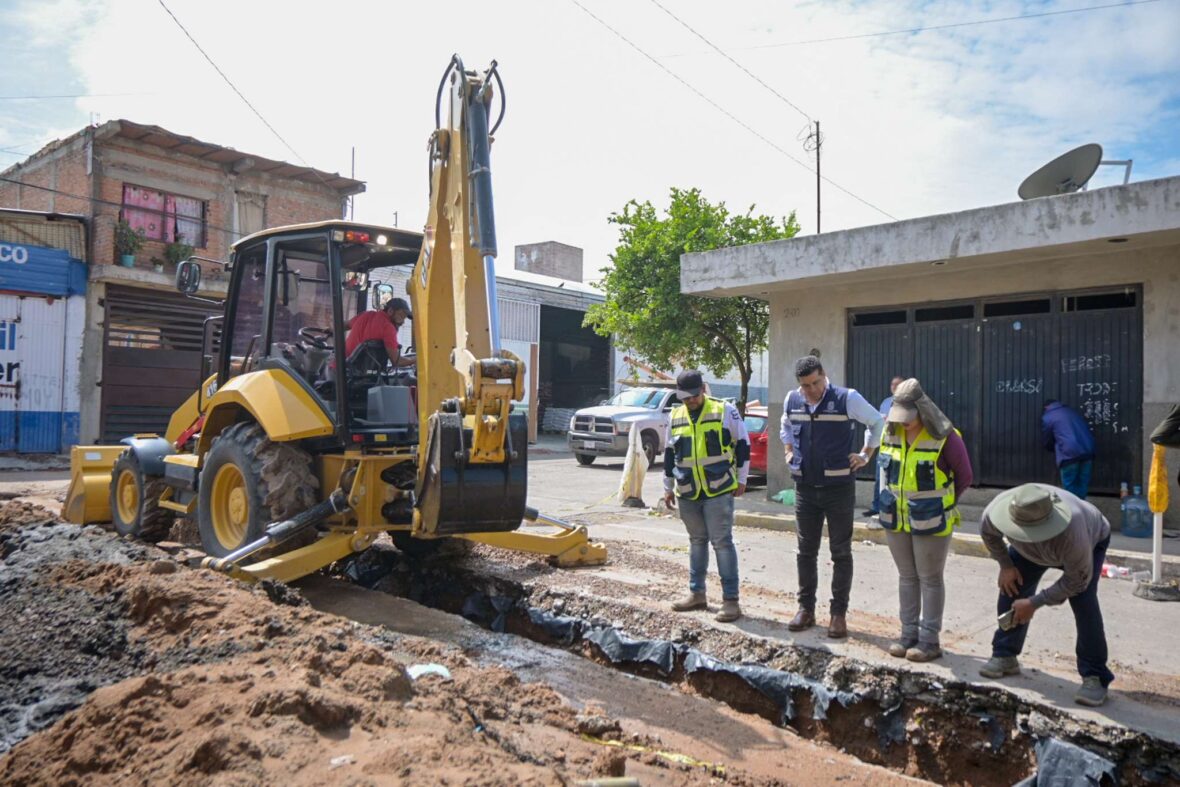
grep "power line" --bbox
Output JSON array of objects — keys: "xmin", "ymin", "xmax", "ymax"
[
  {"xmin": 734, "ymin": 0, "xmax": 1164, "ymax": 52},
  {"xmin": 155, "ymin": 0, "xmax": 312, "ymax": 170},
  {"xmin": 568, "ymin": 0, "xmax": 897, "ymax": 222},
  {"xmin": 647, "ymin": 0, "xmax": 811, "ymax": 123}
]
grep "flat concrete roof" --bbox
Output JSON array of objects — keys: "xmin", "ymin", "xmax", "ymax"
[{"xmin": 682, "ymin": 175, "xmax": 1180, "ymax": 297}]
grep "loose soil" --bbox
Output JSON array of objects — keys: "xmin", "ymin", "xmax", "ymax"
[{"xmin": 0, "ymin": 508, "xmax": 924, "ymax": 785}]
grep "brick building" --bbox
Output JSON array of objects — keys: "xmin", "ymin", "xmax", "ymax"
[{"xmin": 0, "ymin": 120, "xmax": 363, "ymax": 444}]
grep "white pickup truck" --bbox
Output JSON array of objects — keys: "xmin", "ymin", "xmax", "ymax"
[{"xmin": 566, "ymin": 387, "xmax": 678, "ymax": 467}]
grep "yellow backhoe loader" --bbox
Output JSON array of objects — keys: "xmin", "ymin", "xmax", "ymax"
[{"xmin": 64, "ymin": 55, "xmax": 606, "ymax": 581}]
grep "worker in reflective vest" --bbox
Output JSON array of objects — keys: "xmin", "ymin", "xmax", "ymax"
[
  {"xmin": 879, "ymin": 378, "xmax": 973, "ymax": 663},
  {"xmin": 663, "ymin": 369, "xmax": 750, "ymax": 623},
  {"xmin": 781, "ymin": 355, "xmax": 884, "ymax": 639}
]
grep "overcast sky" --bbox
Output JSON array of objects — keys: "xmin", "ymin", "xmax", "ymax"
[{"xmin": 2, "ymin": 0, "xmax": 1177, "ymax": 282}]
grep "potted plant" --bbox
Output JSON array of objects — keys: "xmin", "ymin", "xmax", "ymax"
[
  {"xmin": 150, "ymin": 256, "xmax": 165, "ymax": 274},
  {"xmin": 113, "ymin": 219, "xmax": 145, "ymax": 268},
  {"xmin": 164, "ymin": 234, "xmax": 194, "ymax": 271}
]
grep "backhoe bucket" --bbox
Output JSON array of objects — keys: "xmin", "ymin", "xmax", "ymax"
[
  {"xmin": 415, "ymin": 411, "xmax": 527, "ymax": 537},
  {"xmin": 62, "ymin": 445, "xmax": 126, "ymax": 524}
]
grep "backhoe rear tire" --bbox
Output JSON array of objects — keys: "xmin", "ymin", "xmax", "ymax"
[
  {"xmin": 110, "ymin": 451, "xmax": 174, "ymax": 543},
  {"xmin": 197, "ymin": 422, "xmax": 319, "ymax": 559}
]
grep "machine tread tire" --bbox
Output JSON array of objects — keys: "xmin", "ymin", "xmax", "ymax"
[
  {"xmin": 575, "ymin": 453, "xmax": 595, "ymax": 466},
  {"xmin": 198, "ymin": 421, "xmax": 319, "ymax": 558},
  {"xmin": 110, "ymin": 451, "xmax": 174, "ymax": 543}
]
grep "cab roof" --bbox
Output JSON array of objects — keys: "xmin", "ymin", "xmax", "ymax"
[{"xmin": 232, "ymin": 220, "xmax": 424, "ymax": 270}]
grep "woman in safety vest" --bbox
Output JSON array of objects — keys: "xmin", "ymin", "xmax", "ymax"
[{"xmin": 878, "ymin": 378, "xmax": 973, "ymax": 662}]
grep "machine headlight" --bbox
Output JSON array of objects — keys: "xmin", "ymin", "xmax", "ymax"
[
  {"xmin": 615, "ymin": 421, "xmax": 632, "ymax": 434},
  {"xmin": 376, "ymin": 234, "xmax": 389, "ymax": 245}
]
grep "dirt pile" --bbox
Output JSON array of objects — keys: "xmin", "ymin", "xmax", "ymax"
[
  {"xmin": 0, "ymin": 499, "xmax": 60, "ymax": 531},
  {"xmin": 0, "ymin": 522, "xmax": 790, "ymax": 785}
]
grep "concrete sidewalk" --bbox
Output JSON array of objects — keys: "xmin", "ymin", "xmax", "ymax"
[{"xmin": 736, "ymin": 493, "xmax": 1180, "ymax": 579}]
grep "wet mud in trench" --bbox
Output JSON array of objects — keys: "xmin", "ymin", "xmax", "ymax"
[{"xmin": 333, "ymin": 542, "xmax": 1180, "ymax": 787}]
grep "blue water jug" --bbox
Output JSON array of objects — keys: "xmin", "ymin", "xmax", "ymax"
[{"xmin": 1120, "ymin": 485, "xmax": 1152, "ymax": 538}]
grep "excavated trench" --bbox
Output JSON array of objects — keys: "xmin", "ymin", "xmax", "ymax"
[{"xmin": 334, "ymin": 542, "xmax": 1180, "ymax": 787}]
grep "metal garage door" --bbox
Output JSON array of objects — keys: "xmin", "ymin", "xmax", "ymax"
[
  {"xmin": 848, "ymin": 287, "xmax": 1142, "ymax": 493},
  {"xmin": 100, "ymin": 285, "xmax": 219, "ymax": 442}
]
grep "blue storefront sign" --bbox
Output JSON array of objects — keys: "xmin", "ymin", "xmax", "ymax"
[
  {"xmin": 0, "ymin": 242, "xmax": 86, "ymax": 453},
  {"xmin": 0, "ymin": 241, "xmax": 87, "ymax": 297}
]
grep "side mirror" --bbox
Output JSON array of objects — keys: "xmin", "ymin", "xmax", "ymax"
[
  {"xmin": 343, "ymin": 271, "xmax": 369, "ymax": 292},
  {"xmin": 175, "ymin": 259, "xmax": 201, "ymax": 294},
  {"xmin": 372, "ymin": 282, "xmax": 395, "ymax": 309}
]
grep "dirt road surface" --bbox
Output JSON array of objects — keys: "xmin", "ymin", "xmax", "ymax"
[{"xmin": 0, "ymin": 491, "xmax": 931, "ymax": 784}]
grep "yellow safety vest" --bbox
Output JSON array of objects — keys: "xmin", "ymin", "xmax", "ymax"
[
  {"xmin": 670, "ymin": 397, "xmax": 738, "ymax": 499},
  {"xmin": 878, "ymin": 425, "xmax": 960, "ymax": 536}
]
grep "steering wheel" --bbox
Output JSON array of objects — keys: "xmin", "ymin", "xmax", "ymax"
[{"xmin": 298, "ymin": 326, "xmax": 333, "ymax": 350}]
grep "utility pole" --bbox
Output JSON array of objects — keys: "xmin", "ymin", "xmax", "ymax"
[
  {"xmin": 392, "ymin": 211, "xmax": 398, "ymax": 227},
  {"xmin": 815, "ymin": 120, "xmax": 821, "ymax": 234},
  {"xmin": 349, "ymin": 146, "xmax": 356, "ymax": 220},
  {"xmin": 801, "ymin": 121, "xmax": 823, "ymax": 234}
]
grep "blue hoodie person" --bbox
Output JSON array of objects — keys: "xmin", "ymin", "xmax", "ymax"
[{"xmin": 1042, "ymin": 401, "xmax": 1096, "ymax": 499}]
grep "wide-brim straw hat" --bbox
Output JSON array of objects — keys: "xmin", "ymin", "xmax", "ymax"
[{"xmin": 989, "ymin": 483, "xmax": 1072, "ymax": 543}]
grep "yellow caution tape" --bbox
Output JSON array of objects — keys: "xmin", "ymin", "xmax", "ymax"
[
  {"xmin": 579, "ymin": 734, "xmax": 726, "ymax": 776},
  {"xmin": 1149, "ymin": 444, "xmax": 1170, "ymax": 514}
]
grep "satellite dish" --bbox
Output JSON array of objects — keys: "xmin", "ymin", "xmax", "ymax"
[{"xmin": 1018, "ymin": 144, "xmax": 1103, "ymax": 200}]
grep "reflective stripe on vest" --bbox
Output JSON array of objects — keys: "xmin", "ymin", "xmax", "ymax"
[
  {"xmin": 785, "ymin": 385, "xmax": 855, "ymax": 486},
  {"xmin": 670, "ymin": 397, "xmax": 738, "ymax": 499},
  {"xmin": 878, "ymin": 425, "xmax": 960, "ymax": 536}
]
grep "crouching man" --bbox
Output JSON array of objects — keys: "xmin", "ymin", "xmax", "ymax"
[
  {"xmin": 979, "ymin": 483, "xmax": 1114, "ymax": 707},
  {"xmin": 663, "ymin": 370, "xmax": 750, "ymax": 623}
]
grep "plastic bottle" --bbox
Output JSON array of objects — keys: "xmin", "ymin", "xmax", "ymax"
[
  {"xmin": 1119, "ymin": 481, "xmax": 1129, "ymax": 499},
  {"xmin": 1121, "ymin": 484, "xmax": 1152, "ymax": 538}
]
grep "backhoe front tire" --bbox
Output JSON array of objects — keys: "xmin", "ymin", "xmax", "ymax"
[
  {"xmin": 110, "ymin": 451, "xmax": 174, "ymax": 543},
  {"xmin": 197, "ymin": 422, "xmax": 319, "ymax": 559}
]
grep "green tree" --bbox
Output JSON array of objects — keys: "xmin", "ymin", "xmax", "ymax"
[{"xmin": 586, "ymin": 188, "xmax": 799, "ymax": 411}]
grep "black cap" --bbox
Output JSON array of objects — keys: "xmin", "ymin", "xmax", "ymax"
[
  {"xmin": 385, "ymin": 297, "xmax": 413, "ymax": 318},
  {"xmin": 676, "ymin": 369, "xmax": 704, "ymax": 400}
]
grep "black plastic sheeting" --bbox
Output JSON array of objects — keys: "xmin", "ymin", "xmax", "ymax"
[
  {"xmin": 1013, "ymin": 737, "xmax": 1118, "ymax": 787},
  {"xmin": 521, "ymin": 605, "xmax": 859, "ymax": 722},
  {"xmin": 684, "ymin": 650, "xmax": 858, "ymax": 723},
  {"xmin": 585, "ymin": 628, "xmax": 678, "ymax": 676}
]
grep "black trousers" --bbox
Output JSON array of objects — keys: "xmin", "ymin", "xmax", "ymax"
[{"xmin": 795, "ymin": 482, "xmax": 855, "ymax": 615}]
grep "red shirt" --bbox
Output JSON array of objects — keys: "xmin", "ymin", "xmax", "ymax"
[{"xmin": 345, "ymin": 310, "xmax": 400, "ymax": 362}]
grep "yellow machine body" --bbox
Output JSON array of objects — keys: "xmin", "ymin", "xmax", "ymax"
[{"xmin": 61, "ymin": 56, "xmax": 607, "ymax": 581}]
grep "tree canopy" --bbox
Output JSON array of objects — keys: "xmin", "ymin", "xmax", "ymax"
[{"xmin": 585, "ymin": 187, "xmax": 799, "ymax": 408}]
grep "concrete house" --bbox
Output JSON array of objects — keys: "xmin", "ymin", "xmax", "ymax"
[
  {"xmin": 0, "ymin": 120, "xmax": 363, "ymax": 445},
  {"xmin": 682, "ymin": 176, "xmax": 1180, "ymax": 519}
]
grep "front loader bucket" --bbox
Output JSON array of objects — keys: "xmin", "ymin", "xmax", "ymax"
[{"xmin": 62, "ymin": 445, "xmax": 125, "ymax": 524}]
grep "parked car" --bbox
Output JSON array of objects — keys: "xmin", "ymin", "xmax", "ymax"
[
  {"xmin": 744, "ymin": 405, "xmax": 769, "ymax": 482},
  {"xmin": 567, "ymin": 387, "xmax": 677, "ymax": 467}
]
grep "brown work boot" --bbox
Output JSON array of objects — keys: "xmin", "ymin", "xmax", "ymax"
[
  {"xmin": 787, "ymin": 608, "xmax": 815, "ymax": 631},
  {"xmin": 671, "ymin": 591, "xmax": 707, "ymax": 612},
  {"xmin": 827, "ymin": 614, "xmax": 848, "ymax": 639},
  {"xmin": 715, "ymin": 598, "xmax": 742, "ymax": 623}
]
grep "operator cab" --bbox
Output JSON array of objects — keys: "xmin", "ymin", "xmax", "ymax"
[{"xmin": 176, "ymin": 220, "xmax": 424, "ymax": 448}]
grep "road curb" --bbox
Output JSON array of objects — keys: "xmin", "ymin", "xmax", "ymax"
[{"xmin": 734, "ymin": 510, "xmax": 1180, "ymax": 579}]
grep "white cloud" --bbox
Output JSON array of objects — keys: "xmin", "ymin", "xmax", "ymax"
[{"xmin": 5, "ymin": 0, "xmax": 1178, "ymax": 270}]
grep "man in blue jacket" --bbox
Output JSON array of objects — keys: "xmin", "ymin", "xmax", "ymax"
[{"xmin": 1042, "ymin": 400, "xmax": 1097, "ymax": 499}]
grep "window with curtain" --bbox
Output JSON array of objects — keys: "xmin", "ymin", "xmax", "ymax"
[{"xmin": 121, "ymin": 184, "xmax": 207, "ymax": 247}]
